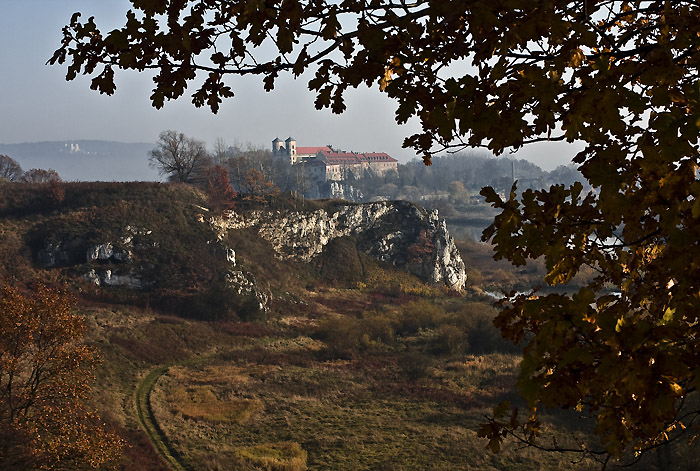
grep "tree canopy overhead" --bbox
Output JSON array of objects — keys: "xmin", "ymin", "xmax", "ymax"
[
  {"xmin": 51, "ymin": 0, "xmax": 700, "ymax": 465},
  {"xmin": 49, "ymin": 0, "xmax": 700, "ymax": 160}
]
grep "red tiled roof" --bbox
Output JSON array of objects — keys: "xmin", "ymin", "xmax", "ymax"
[
  {"xmin": 305, "ymin": 159, "xmax": 326, "ymax": 166},
  {"xmin": 363, "ymin": 152, "xmax": 397, "ymax": 162},
  {"xmin": 315, "ymin": 149, "xmax": 397, "ymax": 165},
  {"xmin": 296, "ymin": 146, "xmax": 331, "ymax": 155}
]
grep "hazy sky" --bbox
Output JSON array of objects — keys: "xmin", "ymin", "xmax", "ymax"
[{"xmin": 0, "ymin": 1, "xmax": 578, "ymax": 169}]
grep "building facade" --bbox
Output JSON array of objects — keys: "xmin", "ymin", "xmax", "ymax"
[{"xmin": 272, "ymin": 137, "xmax": 398, "ymax": 181}]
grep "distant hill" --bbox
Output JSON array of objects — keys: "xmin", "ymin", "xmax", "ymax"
[{"xmin": 0, "ymin": 140, "xmax": 161, "ymax": 181}]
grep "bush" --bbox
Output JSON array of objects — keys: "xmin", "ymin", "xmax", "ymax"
[
  {"xmin": 430, "ymin": 324, "xmax": 469, "ymax": 355},
  {"xmin": 315, "ymin": 236, "xmax": 364, "ymax": 285},
  {"xmin": 395, "ymin": 300, "xmax": 448, "ymax": 335},
  {"xmin": 314, "ymin": 315, "xmax": 362, "ymax": 357},
  {"xmin": 398, "ymin": 350, "xmax": 434, "ymax": 380},
  {"xmin": 357, "ymin": 312, "xmax": 395, "ymax": 347},
  {"xmin": 315, "ymin": 311, "xmax": 396, "ymax": 356},
  {"xmin": 452, "ymin": 304, "xmax": 520, "ymax": 354}
]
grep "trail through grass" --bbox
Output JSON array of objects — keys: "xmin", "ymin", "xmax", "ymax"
[{"xmin": 135, "ymin": 364, "xmax": 190, "ymax": 471}]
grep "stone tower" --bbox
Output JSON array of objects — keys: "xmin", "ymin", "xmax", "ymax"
[
  {"xmin": 272, "ymin": 137, "xmax": 283, "ymax": 153},
  {"xmin": 285, "ymin": 136, "xmax": 297, "ymax": 164}
]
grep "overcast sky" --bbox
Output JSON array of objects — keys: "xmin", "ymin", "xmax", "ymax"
[{"xmin": 0, "ymin": 1, "xmax": 578, "ymax": 170}]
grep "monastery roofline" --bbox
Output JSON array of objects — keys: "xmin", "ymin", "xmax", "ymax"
[
  {"xmin": 317, "ymin": 149, "xmax": 397, "ymax": 163},
  {"xmin": 296, "ymin": 146, "xmax": 332, "ymax": 154}
]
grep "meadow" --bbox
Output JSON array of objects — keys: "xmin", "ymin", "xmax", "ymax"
[{"xmin": 84, "ymin": 285, "xmax": 601, "ymax": 471}]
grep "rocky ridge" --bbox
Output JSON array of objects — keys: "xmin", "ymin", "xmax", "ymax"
[
  {"xmin": 32, "ymin": 200, "xmax": 466, "ymax": 306},
  {"xmin": 211, "ymin": 200, "xmax": 467, "ymax": 291}
]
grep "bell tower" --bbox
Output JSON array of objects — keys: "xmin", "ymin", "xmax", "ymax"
[{"xmin": 285, "ymin": 136, "xmax": 297, "ymax": 164}]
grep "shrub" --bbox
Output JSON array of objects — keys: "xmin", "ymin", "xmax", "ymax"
[
  {"xmin": 452, "ymin": 304, "xmax": 520, "ymax": 354},
  {"xmin": 315, "ymin": 311, "xmax": 396, "ymax": 355},
  {"xmin": 315, "ymin": 236, "xmax": 364, "ymax": 285},
  {"xmin": 357, "ymin": 312, "xmax": 395, "ymax": 347},
  {"xmin": 398, "ymin": 350, "xmax": 434, "ymax": 380},
  {"xmin": 314, "ymin": 315, "xmax": 362, "ymax": 357},
  {"xmin": 430, "ymin": 324, "xmax": 469, "ymax": 355},
  {"xmin": 395, "ymin": 300, "xmax": 448, "ymax": 335}
]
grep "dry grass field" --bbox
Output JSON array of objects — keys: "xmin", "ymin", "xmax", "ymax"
[
  {"xmin": 129, "ymin": 288, "xmax": 598, "ymax": 471},
  {"xmin": 79, "ymin": 285, "xmax": 606, "ymax": 471}
]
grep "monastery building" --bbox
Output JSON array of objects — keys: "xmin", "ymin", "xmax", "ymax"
[{"xmin": 272, "ymin": 137, "xmax": 398, "ymax": 181}]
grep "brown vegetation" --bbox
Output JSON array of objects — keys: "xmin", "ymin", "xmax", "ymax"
[{"xmin": 0, "ymin": 283, "xmax": 123, "ymax": 470}]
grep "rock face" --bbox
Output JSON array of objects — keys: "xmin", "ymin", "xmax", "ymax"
[
  {"xmin": 212, "ymin": 200, "xmax": 467, "ymax": 291},
  {"xmin": 84, "ymin": 268, "xmax": 149, "ymax": 289},
  {"xmin": 86, "ymin": 243, "xmax": 132, "ymax": 263},
  {"xmin": 37, "ymin": 225, "xmax": 152, "ymax": 269},
  {"xmin": 36, "ymin": 226, "xmax": 153, "ymax": 289},
  {"xmin": 37, "ymin": 241, "xmax": 82, "ymax": 268},
  {"xmin": 227, "ymin": 270, "xmax": 269, "ymax": 313},
  {"xmin": 33, "ymin": 201, "xmax": 466, "ymax": 298}
]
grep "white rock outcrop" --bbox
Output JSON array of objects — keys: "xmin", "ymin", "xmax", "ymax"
[
  {"xmin": 84, "ymin": 268, "xmax": 149, "ymax": 289},
  {"xmin": 212, "ymin": 201, "xmax": 467, "ymax": 291},
  {"xmin": 227, "ymin": 270, "xmax": 269, "ymax": 312}
]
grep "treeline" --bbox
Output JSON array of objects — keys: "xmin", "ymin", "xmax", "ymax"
[
  {"xmin": 0, "ymin": 154, "xmax": 62, "ymax": 183},
  {"xmin": 343, "ymin": 152, "xmax": 588, "ymax": 218},
  {"xmin": 147, "ymin": 131, "xmax": 310, "ymax": 206},
  {"xmin": 4, "ymin": 130, "xmax": 589, "ymax": 212},
  {"xmin": 352, "ymin": 151, "xmax": 587, "ymax": 202}
]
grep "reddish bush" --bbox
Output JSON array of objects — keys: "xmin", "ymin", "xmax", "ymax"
[{"xmin": 205, "ymin": 165, "xmax": 236, "ymax": 211}]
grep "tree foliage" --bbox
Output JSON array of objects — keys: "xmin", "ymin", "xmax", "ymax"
[
  {"xmin": 22, "ymin": 169, "xmax": 62, "ymax": 184},
  {"xmin": 149, "ymin": 130, "xmax": 209, "ymax": 183},
  {"xmin": 0, "ymin": 155, "xmax": 24, "ymax": 182},
  {"xmin": 51, "ymin": 0, "xmax": 700, "ymax": 463},
  {"xmin": 0, "ymin": 283, "xmax": 122, "ymax": 469},
  {"xmin": 205, "ymin": 164, "xmax": 237, "ymax": 211},
  {"xmin": 242, "ymin": 168, "xmax": 280, "ymax": 203}
]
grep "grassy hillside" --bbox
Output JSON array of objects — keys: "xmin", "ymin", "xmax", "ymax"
[{"xmin": 4, "ymin": 182, "xmax": 678, "ymax": 470}]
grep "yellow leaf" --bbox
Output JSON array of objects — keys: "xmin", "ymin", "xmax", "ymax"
[
  {"xmin": 615, "ymin": 316, "xmax": 626, "ymax": 332},
  {"xmin": 668, "ymin": 381, "xmax": 683, "ymax": 395},
  {"xmin": 569, "ymin": 48, "xmax": 585, "ymax": 67},
  {"xmin": 662, "ymin": 307, "xmax": 675, "ymax": 323},
  {"xmin": 379, "ymin": 67, "xmax": 392, "ymax": 91}
]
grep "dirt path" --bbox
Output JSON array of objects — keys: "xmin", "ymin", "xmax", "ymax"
[{"xmin": 134, "ymin": 364, "xmax": 190, "ymax": 471}]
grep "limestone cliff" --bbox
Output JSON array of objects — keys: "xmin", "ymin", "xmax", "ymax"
[
  {"xmin": 211, "ymin": 200, "xmax": 467, "ymax": 291},
  {"xmin": 32, "ymin": 198, "xmax": 466, "ymax": 296}
]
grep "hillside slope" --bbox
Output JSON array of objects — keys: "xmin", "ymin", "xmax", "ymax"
[
  {"xmin": 0, "ymin": 182, "xmax": 644, "ymax": 471},
  {"xmin": 0, "ymin": 183, "xmax": 465, "ymax": 317}
]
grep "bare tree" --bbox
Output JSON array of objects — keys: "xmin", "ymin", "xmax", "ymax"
[
  {"xmin": 212, "ymin": 137, "xmax": 231, "ymax": 165},
  {"xmin": 291, "ymin": 161, "xmax": 311, "ymax": 198},
  {"xmin": 149, "ymin": 130, "xmax": 209, "ymax": 183},
  {"xmin": 226, "ymin": 145, "xmax": 279, "ymax": 191},
  {"xmin": 0, "ymin": 155, "xmax": 23, "ymax": 182}
]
